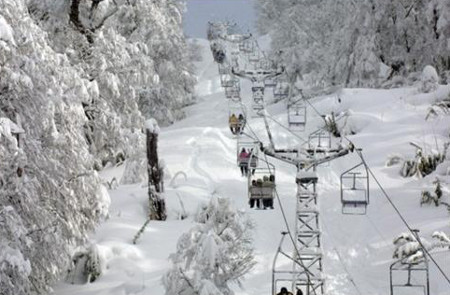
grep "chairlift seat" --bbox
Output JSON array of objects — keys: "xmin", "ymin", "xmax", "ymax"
[
  {"xmin": 238, "ymin": 157, "xmax": 250, "ymax": 166},
  {"xmin": 340, "ymin": 163, "xmax": 369, "ymax": 215},
  {"xmin": 218, "ymin": 64, "xmax": 229, "ymax": 75},
  {"xmin": 296, "ymin": 171, "xmax": 318, "ymax": 184},
  {"xmin": 249, "ymin": 186, "xmax": 275, "ymax": 199},
  {"xmin": 265, "ymin": 78, "xmax": 277, "ymax": 88},
  {"xmin": 288, "ymin": 103, "xmax": 307, "ymax": 130},
  {"xmin": 249, "ymin": 54, "xmax": 260, "ymax": 63}
]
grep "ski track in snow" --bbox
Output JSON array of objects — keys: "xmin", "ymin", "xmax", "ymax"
[{"xmin": 53, "ymin": 39, "xmax": 450, "ymax": 295}]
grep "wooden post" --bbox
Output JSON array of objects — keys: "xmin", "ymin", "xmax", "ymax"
[{"xmin": 146, "ymin": 126, "xmax": 166, "ymax": 221}]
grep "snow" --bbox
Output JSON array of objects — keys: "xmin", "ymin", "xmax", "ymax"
[
  {"xmin": 145, "ymin": 118, "xmax": 160, "ymax": 134},
  {"xmin": 420, "ymin": 65, "xmax": 439, "ymax": 93},
  {"xmin": 0, "ymin": 15, "xmax": 15, "ymax": 45},
  {"xmin": 53, "ymin": 39, "xmax": 450, "ymax": 295}
]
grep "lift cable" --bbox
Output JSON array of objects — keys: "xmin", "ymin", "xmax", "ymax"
[
  {"xmin": 320, "ymin": 212, "xmax": 364, "ymax": 295},
  {"xmin": 263, "ymin": 111, "xmax": 308, "ymax": 144},
  {"xmin": 302, "ymin": 90, "xmax": 450, "ymax": 284},
  {"xmin": 267, "ymin": 87, "xmax": 450, "ymax": 286},
  {"xmin": 221, "ymin": 33, "xmax": 450, "ymax": 289},
  {"xmin": 356, "ymin": 151, "xmax": 450, "ymax": 286}
]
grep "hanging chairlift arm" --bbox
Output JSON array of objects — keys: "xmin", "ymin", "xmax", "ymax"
[
  {"xmin": 261, "ymin": 143, "xmax": 355, "ymax": 169},
  {"xmin": 302, "ymin": 147, "xmax": 352, "ymax": 170},
  {"xmin": 232, "ymin": 67, "xmax": 285, "ymax": 83},
  {"xmin": 232, "ymin": 67, "xmax": 257, "ymax": 82}
]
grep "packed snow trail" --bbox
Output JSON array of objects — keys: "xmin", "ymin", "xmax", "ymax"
[{"xmin": 54, "ymin": 39, "xmax": 450, "ymax": 295}]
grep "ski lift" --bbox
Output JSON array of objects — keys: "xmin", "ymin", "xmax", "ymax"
[
  {"xmin": 224, "ymin": 84, "xmax": 240, "ymax": 99},
  {"xmin": 239, "ymin": 38, "xmax": 254, "ymax": 53},
  {"xmin": 248, "ymin": 50, "xmax": 261, "ymax": 63},
  {"xmin": 273, "ymin": 81, "xmax": 290, "ymax": 99},
  {"xmin": 251, "ymin": 102, "xmax": 264, "ymax": 118},
  {"xmin": 237, "ymin": 137, "xmax": 259, "ymax": 167},
  {"xmin": 264, "ymin": 77, "xmax": 277, "ymax": 88},
  {"xmin": 224, "ymin": 79, "xmax": 240, "ymax": 99},
  {"xmin": 228, "ymin": 101, "xmax": 246, "ymax": 135},
  {"xmin": 272, "ymin": 233, "xmax": 324, "ymax": 295},
  {"xmin": 288, "ymin": 100, "xmax": 307, "ymax": 131},
  {"xmin": 218, "ymin": 64, "xmax": 229, "ymax": 75},
  {"xmin": 248, "ymin": 164, "xmax": 276, "ymax": 209},
  {"xmin": 259, "ymin": 59, "xmax": 272, "ymax": 70},
  {"xmin": 390, "ymin": 231, "xmax": 430, "ymax": 295},
  {"xmin": 220, "ymin": 74, "xmax": 237, "ymax": 88},
  {"xmin": 296, "ymin": 170, "xmax": 318, "ymax": 186},
  {"xmin": 230, "ymin": 55, "xmax": 239, "ymax": 70},
  {"xmin": 252, "ymin": 86, "xmax": 265, "ymax": 102},
  {"xmin": 340, "ymin": 162, "xmax": 369, "ymax": 215},
  {"xmin": 308, "ymin": 129, "xmax": 331, "ymax": 150}
]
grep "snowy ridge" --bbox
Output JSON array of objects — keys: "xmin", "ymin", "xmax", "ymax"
[{"xmin": 54, "ymin": 39, "xmax": 450, "ymax": 295}]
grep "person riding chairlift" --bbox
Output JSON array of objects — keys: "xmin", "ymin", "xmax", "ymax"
[
  {"xmin": 249, "ymin": 150, "xmax": 257, "ymax": 175},
  {"xmin": 238, "ymin": 148, "xmax": 249, "ymax": 176},
  {"xmin": 249, "ymin": 179, "xmax": 261, "ymax": 209},
  {"xmin": 277, "ymin": 287, "xmax": 293, "ymax": 295},
  {"xmin": 229, "ymin": 114, "xmax": 239, "ymax": 134},
  {"xmin": 262, "ymin": 175, "xmax": 275, "ymax": 209},
  {"xmin": 237, "ymin": 113, "xmax": 245, "ymax": 134}
]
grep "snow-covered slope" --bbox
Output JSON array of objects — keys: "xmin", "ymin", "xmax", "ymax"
[{"xmin": 54, "ymin": 40, "xmax": 450, "ymax": 295}]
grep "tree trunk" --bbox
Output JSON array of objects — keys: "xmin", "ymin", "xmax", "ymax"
[
  {"xmin": 146, "ymin": 129, "xmax": 166, "ymax": 221},
  {"xmin": 69, "ymin": 0, "xmax": 94, "ymax": 43}
]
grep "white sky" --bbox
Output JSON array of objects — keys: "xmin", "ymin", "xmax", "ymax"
[{"xmin": 183, "ymin": 0, "xmax": 257, "ymax": 38}]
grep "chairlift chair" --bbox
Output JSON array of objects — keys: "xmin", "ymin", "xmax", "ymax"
[
  {"xmin": 308, "ymin": 129, "xmax": 331, "ymax": 150},
  {"xmin": 248, "ymin": 166, "xmax": 276, "ymax": 209},
  {"xmin": 224, "ymin": 86, "xmax": 233, "ymax": 99},
  {"xmin": 224, "ymin": 84, "xmax": 240, "ymax": 100},
  {"xmin": 248, "ymin": 50, "xmax": 261, "ymax": 63},
  {"xmin": 237, "ymin": 138, "xmax": 259, "ymax": 167},
  {"xmin": 220, "ymin": 74, "xmax": 237, "ymax": 88},
  {"xmin": 264, "ymin": 77, "xmax": 277, "ymax": 88},
  {"xmin": 251, "ymin": 101, "xmax": 264, "ymax": 118},
  {"xmin": 390, "ymin": 255, "xmax": 429, "ymax": 295},
  {"xmin": 272, "ymin": 233, "xmax": 325, "ymax": 295},
  {"xmin": 259, "ymin": 59, "xmax": 271, "ymax": 70},
  {"xmin": 252, "ymin": 86, "xmax": 265, "ymax": 101},
  {"xmin": 218, "ymin": 64, "xmax": 229, "ymax": 75},
  {"xmin": 340, "ymin": 162, "xmax": 369, "ymax": 215},
  {"xmin": 228, "ymin": 101, "xmax": 246, "ymax": 135},
  {"xmin": 274, "ymin": 81, "xmax": 290, "ymax": 99},
  {"xmin": 239, "ymin": 39, "xmax": 254, "ymax": 53},
  {"xmin": 288, "ymin": 101, "xmax": 307, "ymax": 131}
]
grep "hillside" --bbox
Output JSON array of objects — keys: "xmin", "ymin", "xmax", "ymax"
[{"xmin": 53, "ymin": 39, "xmax": 450, "ymax": 295}]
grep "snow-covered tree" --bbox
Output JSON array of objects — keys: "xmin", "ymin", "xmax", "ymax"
[
  {"xmin": 163, "ymin": 197, "xmax": 256, "ymax": 295},
  {"xmin": 1, "ymin": 0, "xmax": 195, "ymax": 293},
  {"xmin": 393, "ymin": 231, "xmax": 450, "ymax": 264},
  {"xmin": 420, "ymin": 65, "xmax": 440, "ymax": 93},
  {"xmin": 27, "ymin": 0, "xmax": 196, "ymax": 166},
  {"xmin": 255, "ymin": 0, "xmax": 450, "ymax": 88}
]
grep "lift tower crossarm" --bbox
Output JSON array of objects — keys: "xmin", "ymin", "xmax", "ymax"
[
  {"xmin": 261, "ymin": 143, "xmax": 354, "ymax": 170},
  {"xmin": 232, "ymin": 67, "xmax": 284, "ymax": 83}
]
